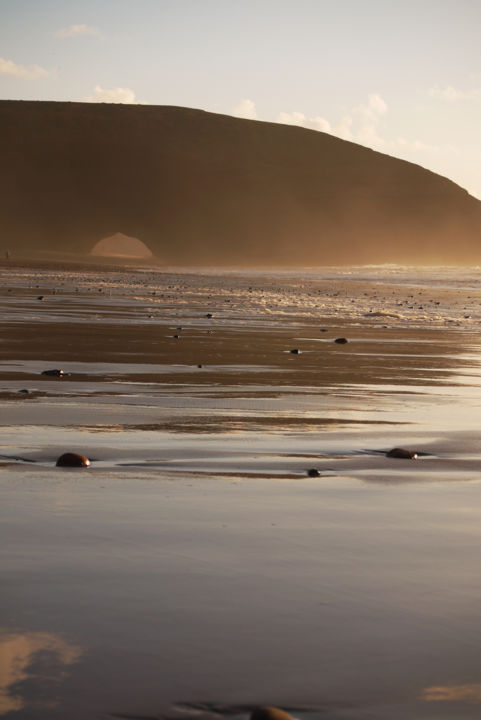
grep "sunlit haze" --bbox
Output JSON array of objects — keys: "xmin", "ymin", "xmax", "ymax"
[{"xmin": 1, "ymin": 0, "xmax": 480, "ymax": 199}]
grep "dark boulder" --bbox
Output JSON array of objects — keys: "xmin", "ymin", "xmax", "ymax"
[
  {"xmin": 386, "ymin": 447, "xmax": 418, "ymax": 459},
  {"xmin": 56, "ymin": 453, "xmax": 91, "ymax": 467},
  {"xmin": 250, "ymin": 708, "xmax": 296, "ymax": 720}
]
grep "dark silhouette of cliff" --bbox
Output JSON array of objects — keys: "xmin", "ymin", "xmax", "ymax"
[{"xmin": 1, "ymin": 99, "xmax": 480, "ymax": 265}]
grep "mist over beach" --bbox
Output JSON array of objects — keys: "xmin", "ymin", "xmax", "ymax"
[{"xmin": 2, "ymin": 1, "xmax": 481, "ymax": 719}]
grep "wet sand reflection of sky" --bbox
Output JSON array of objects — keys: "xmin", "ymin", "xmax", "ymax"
[
  {"xmin": 422, "ymin": 683, "xmax": 481, "ymax": 703},
  {"xmin": 0, "ymin": 630, "xmax": 82, "ymax": 715}
]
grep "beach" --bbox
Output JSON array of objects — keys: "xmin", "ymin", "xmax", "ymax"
[{"xmin": 2, "ymin": 262, "xmax": 481, "ymax": 719}]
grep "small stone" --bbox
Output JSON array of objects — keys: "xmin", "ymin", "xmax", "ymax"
[
  {"xmin": 386, "ymin": 447, "xmax": 418, "ymax": 459},
  {"xmin": 289, "ymin": 348, "xmax": 301, "ymax": 354},
  {"xmin": 307, "ymin": 468, "xmax": 321, "ymax": 477},
  {"xmin": 250, "ymin": 708, "xmax": 296, "ymax": 720},
  {"xmin": 334, "ymin": 337, "xmax": 348, "ymax": 344},
  {"xmin": 56, "ymin": 453, "xmax": 91, "ymax": 468},
  {"xmin": 41, "ymin": 369, "xmax": 65, "ymax": 377}
]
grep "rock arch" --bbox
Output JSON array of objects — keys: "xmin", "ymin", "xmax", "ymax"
[{"xmin": 90, "ymin": 232, "xmax": 153, "ymax": 259}]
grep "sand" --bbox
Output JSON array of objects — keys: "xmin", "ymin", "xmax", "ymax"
[{"xmin": 2, "ymin": 262, "xmax": 481, "ymax": 719}]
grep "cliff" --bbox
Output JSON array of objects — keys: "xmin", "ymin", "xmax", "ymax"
[{"xmin": 1, "ymin": 99, "xmax": 480, "ymax": 264}]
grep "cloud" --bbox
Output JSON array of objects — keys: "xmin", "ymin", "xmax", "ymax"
[
  {"xmin": 356, "ymin": 122, "xmax": 386, "ymax": 149},
  {"xmin": 276, "ymin": 93, "xmax": 388, "ymax": 143},
  {"xmin": 276, "ymin": 111, "xmax": 331, "ymax": 133},
  {"xmin": 84, "ymin": 85, "xmax": 137, "ymax": 104},
  {"xmin": 55, "ymin": 24, "xmax": 101, "ymax": 38},
  {"xmin": 335, "ymin": 115, "xmax": 353, "ymax": 141},
  {"xmin": 0, "ymin": 57, "xmax": 49, "ymax": 79},
  {"xmin": 429, "ymin": 85, "xmax": 481, "ymax": 101},
  {"xmin": 232, "ymin": 98, "xmax": 258, "ymax": 120},
  {"xmin": 275, "ymin": 93, "xmax": 444, "ymax": 160},
  {"xmin": 366, "ymin": 93, "xmax": 388, "ymax": 115}
]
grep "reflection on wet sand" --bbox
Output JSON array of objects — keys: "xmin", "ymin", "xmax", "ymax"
[
  {"xmin": 4, "ymin": 266, "xmax": 481, "ymax": 718},
  {"xmin": 422, "ymin": 683, "xmax": 481, "ymax": 703},
  {"xmin": 0, "ymin": 630, "xmax": 82, "ymax": 714}
]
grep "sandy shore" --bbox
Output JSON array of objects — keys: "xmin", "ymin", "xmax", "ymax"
[{"xmin": 2, "ymin": 263, "xmax": 481, "ymax": 719}]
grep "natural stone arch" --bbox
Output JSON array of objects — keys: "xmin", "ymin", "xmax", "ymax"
[{"xmin": 90, "ymin": 232, "xmax": 153, "ymax": 259}]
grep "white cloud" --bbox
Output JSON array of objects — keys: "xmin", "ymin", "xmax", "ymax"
[
  {"xmin": 429, "ymin": 85, "xmax": 481, "ymax": 101},
  {"xmin": 356, "ymin": 122, "xmax": 386, "ymax": 149},
  {"xmin": 275, "ymin": 93, "xmax": 444, "ymax": 161},
  {"xmin": 276, "ymin": 111, "xmax": 331, "ymax": 133},
  {"xmin": 329, "ymin": 94, "xmax": 388, "ymax": 149},
  {"xmin": 55, "ymin": 24, "xmax": 101, "ymax": 38},
  {"xmin": 354, "ymin": 93, "xmax": 389, "ymax": 128},
  {"xmin": 276, "ymin": 93, "xmax": 388, "ymax": 143},
  {"xmin": 84, "ymin": 85, "xmax": 137, "ymax": 104},
  {"xmin": 367, "ymin": 93, "xmax": 388, "ymax": 115},
  {"xmin": 232, "ymin": 98, "xmax": 258, "ymax": 120},
  {"xmin": 0, "ymin": 57, "xmax": 49, "ymax": 78},
  {"xmin": 335, "ymin": 115, "xmax": 353, "ymax": 141}
]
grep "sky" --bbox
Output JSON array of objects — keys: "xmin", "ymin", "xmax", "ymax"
[{"xmin": 1, "ymin": 0, "xmax": 480, "ymax": 199}]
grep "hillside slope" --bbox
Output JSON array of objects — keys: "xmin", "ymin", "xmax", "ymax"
[{"xmin": 1, "ymin": 99, "xmax": 480, "ymax": 264}]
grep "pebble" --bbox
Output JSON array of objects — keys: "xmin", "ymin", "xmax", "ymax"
[
  {"xmin": 56, "ymin": 453, "xmax": 91, "ymax": 467},
  {"xmin": 386, "ymin": 447, "xmax": 418, "ymax": 459},
  {"xmin": 250, "ymin": 708, "xmax": 296, "ymax": 720}
]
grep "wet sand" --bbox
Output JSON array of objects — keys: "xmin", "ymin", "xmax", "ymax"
[{"xmin": 2, "ymin": 263, "xmax": 481, "ymax": 719}]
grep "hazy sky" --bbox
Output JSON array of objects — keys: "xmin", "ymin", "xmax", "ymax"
[{"xmin": 1, "ymin": 0, "xmax": 480, "ymax": 198}]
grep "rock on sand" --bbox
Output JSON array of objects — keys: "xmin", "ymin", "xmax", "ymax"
[
  {"xmin": 386, "ymin": 447, "xmax": 418, "ymax": 459},
  {"xmin": 250, "ymin": 708, "xmax": 296, "ymax": 720},
  {"xmin": 56, "ymin": 453, "xmax": 91, "ymax": 467}
]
